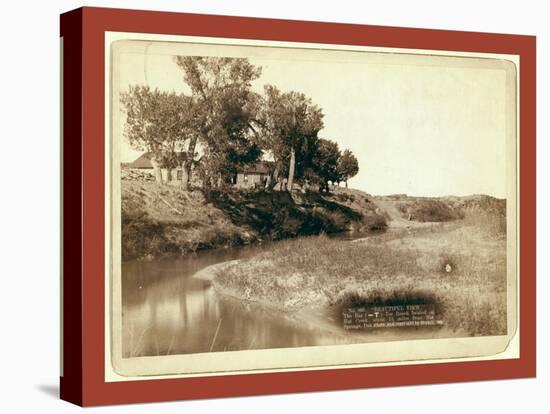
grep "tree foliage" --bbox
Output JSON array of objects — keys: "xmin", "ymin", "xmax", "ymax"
[
  {"xmin": 122, "ymin": 58, "xmax": 359, "ymax": 193},
  {"xmin": 337, "ymin": 149, "xmax": 359, "ymax": 187},
  {"xmin": 120, "ymin": 85, "xmax": 197, "ymax": 183},
  {"xmin": 308, "ymin": 138, "xmax": 341, "ymax": 192},
  {"xmin": 174, "ymin": 57, "xmax": 263, "ymax": 186},
  {"xmin": 257, "ymin": 85, "xmax": 324, "ymax": 190}
]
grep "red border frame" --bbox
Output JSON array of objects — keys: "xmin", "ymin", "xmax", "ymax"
[{"xmin": 60, "ymin": 7, "xmax": 536, "ymax": 406}]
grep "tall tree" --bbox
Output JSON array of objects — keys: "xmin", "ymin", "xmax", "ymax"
[
  {"xmin": 258, "ymin": 85, "xmax": 324, "ymax": 191},
  {"xmin": 337, "ymin": 149, "xmax": 359, "ymax": 188},
  {"xmin": 174, "ymin": 57, "xmax": 263, "ymax": 188},
  {"xmin": 309, "ymin": 138, "xmax": 341, "ymax": 193},
  {"xmin": 120, "ymin": 85, "xmax": 195, "ymax": 185}
]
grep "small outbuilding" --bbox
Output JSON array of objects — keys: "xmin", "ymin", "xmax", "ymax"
[{"xmin": 234, "ymin": 162, "xmax": 271, "ymax": 189}]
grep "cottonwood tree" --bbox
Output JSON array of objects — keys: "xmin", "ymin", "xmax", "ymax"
[
  {"xmin": 337, "ymin": 149, "xmax": 359, "ymax": 188},
  {"xmin": 309, "ymin": 138, "xmax": 341, "ymax": 193},
  {"xmin": 121, "ymin": 85, "xmax": 195, "ymax": 185},
  {"xmin": 258, "ymin": 85, "xmax": 324, "ymax": 191},
  {"xmin": 174, "ymin": 56, "xmax": 263, "ymax": 188}
]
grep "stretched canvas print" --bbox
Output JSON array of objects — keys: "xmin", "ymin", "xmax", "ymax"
[
  {"xmin": 109, "ymin": 37, "xmax": 518, "ymax": 376},
  {"xmin": 60, "ymin": 7, "xmax": 536, "ymax": 406}
]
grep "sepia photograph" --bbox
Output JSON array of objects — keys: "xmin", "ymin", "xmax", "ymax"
[{"xmin": 107, "ymin": 35, "xmax": 518, "ymax": 378}]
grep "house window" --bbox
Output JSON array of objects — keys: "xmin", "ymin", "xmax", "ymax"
[{"xmin": 177, "ymin": 170, "xmax": 183, "ymax": 180}]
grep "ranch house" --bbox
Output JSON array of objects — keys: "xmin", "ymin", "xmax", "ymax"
[{"xmin": 127, "ymin": 153, "xmax": 272, "ymax": 188}]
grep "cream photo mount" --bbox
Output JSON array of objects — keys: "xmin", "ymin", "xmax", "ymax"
[{"xmin": 105, "ymin": 31, "xmax": 520, "ymax": 382}]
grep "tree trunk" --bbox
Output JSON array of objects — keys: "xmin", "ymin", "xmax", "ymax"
[
  {"xmin": 151, "ymin": 157, "xmax": 163, "ymax": 184},
  {"xmin": 287, "ymin": 148, "xmax": 296, "ymax": 192},
  {"xmin": 200, "ymin": 170, "xmax": 210, "ymax": 191},
  {"xmin": 345, "ymin": 180, "xmax": 348, "ymax": 188},
  {"xmin": 182, "ymin": 135, "xmax": 199, "ymax": 190},
  {"xmin": 166, "ymin": 168, "xmax": 173, "ymax": 182},
  {"xmin": 181, "ymin": 161, "xmax": 190, "ymax": 190},
  {"xmin": 268, "ymin": 163, "xmax": 280, "ymax": 191}
]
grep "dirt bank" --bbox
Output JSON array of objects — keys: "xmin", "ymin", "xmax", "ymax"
[
  {"xmin": 121, "ymin": 179, "xmax": 505, "ymax": 261},
  {"xmin": 121, "ymin": 181, "xmax": 388, "ymax": 260}
]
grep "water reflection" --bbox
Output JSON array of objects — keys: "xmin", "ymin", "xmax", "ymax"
[{"xmin": 122, "ymin": 240, "xmax": 362, "ymax": 357}]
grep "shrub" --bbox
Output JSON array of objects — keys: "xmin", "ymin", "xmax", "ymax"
[{"xmin": 398, "ymin": 199, "xmax": 464, "ymax": 222}]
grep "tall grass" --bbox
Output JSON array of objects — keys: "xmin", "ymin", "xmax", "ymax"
[
  {"xmin": 214, "ymin": 222, "xmax": 507, "ymax": 337},
  {"xmin": 462, "ymin": 211, "xmax": 506, "ymax": 238}
]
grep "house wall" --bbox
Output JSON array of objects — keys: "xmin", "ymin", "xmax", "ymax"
[
  {"xmin": 161, "ymin": 167, "xmax": 196, "ymax": 185},
  {"xmin": 236, "ymin": 172, "xmax": 267, "ymax": 189},
  {"xmin": 130, "ymin": 166, "xmax": 269, "ymax": 189},
  {"xmin": 131, "ymin": 167, "xmax": 187, "ymax": 184},
  {"xmin": 134, "ymin": 168, "xmax": 154, "ymax": 176}
]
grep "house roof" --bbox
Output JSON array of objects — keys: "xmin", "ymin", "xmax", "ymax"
[
  {"xmin": 129, "ymin": 153, "xmax": 272, "ymax": 174},
  {"xmin": 241, "ymin": 161, "xmax": 271, "ymax": 174},
  {"xmin": 129, "ymin": 152, "xmax": 154, "ymax": 168},
  {"xmin": 129, "ymin": 152, "xmax": 187, "ymax": 169}
]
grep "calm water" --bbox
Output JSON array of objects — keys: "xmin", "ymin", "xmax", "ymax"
[{"xmin": 122, "ymin": 234, "xmax": 374, "ymax": 357}]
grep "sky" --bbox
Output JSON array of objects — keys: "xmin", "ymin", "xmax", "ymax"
[{"xmin": 114, "ymin": 41, "xmax": 514, "ymax": 198}]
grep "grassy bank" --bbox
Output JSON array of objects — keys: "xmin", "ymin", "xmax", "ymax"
[
  {"xmin": 121, "ymin": 175, "xmax": 505, "ymax": 265},
  {"xmin": 121, "ymin": 180, "xmax": 387, "ymax": 260},
  {"xmin": 212, "ymin": 213, "xmax": 507, "ymax": 337}
]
